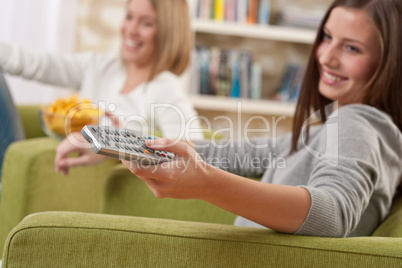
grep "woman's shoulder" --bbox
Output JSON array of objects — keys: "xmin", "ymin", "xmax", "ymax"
[
  {"xmin": 336, "ymin": 104, "xmax": 398, "ymax": 132},
  {"xmin": 151, "ymin": 71, "xmax": 181, "ymax": 85},
  {"xmin": 334, "ymin": 104, "xmax": 402, "ymax": 154},
  {"xmin": 146, "ymin": 71, "xmax": 185, "ymax": 96}
]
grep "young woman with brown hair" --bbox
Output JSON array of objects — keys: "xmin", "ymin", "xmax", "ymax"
[{"xmin": 123, "ymin": 0, "xmax": 402, "ymax": 238}]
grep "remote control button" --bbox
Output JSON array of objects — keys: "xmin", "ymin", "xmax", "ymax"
[
  {"xmin": 144, "ymin": 149, "xmax": 150, "ymax": 154},
  {"xmin": 146, "ymin": 148, "xmax": 155, "ymax": 153},
  {"xmin": 138, "ymin": 141, "xmax": 147, "ymax": 148}
]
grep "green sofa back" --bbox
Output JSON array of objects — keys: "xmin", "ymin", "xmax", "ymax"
[
  {"xmin": 102, "ymin": 165, "xmax": 237, "ymax": 225},
  {"xmin": 372, "ymin": 193, "xmax": 402, "ymax": 237},
  {"xmin": 17, "ymin": 105, "xmax": 46, "ymax": 139},
  {"xmin": 102, "ymin": 165, "xmax": 402, "ymax": 237}
]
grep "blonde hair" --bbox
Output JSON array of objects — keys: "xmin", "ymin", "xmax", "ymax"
[{"xmin": 148, "ymin": 0, "xmax": 192, "ymax": 79}]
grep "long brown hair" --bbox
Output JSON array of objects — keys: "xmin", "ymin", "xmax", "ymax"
[{"xmin": 291, "ymin": 0, "xmax": 402, "ymax": 153}]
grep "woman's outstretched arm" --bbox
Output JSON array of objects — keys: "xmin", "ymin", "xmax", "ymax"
[{"xmin": 122, "ymin": 138, "xmax": 311, "ymax": 234}]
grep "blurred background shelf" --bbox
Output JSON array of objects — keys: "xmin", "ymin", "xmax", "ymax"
[
  {"xmin": 192, "ymin": 19, "xmax": 317, "ymax": 44},
  {"xmin": 187, "ymin": 0, "xmax": 332, "ymax": 136},
  {"xmin": 191, "ymin": 95, "xmax": 296, "ymax": 117}
]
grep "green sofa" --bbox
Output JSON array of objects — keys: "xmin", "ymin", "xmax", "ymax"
[
  {"xmin": 1, "ymin": 106, "xmax": 402, "ymax": 267},
  {"xmin": 0, "ymin": 106, "xmax": 119, "ymax": 253}
]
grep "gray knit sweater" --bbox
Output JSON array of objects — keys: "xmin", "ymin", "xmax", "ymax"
[{"xmin": 195, "ymin": 104, "xmax": 402, "ymax": 237}]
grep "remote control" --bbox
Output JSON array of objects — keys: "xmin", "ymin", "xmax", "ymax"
[{"xmin": 81, "ymin": 125, "xmax": 175, "ymax": 165}]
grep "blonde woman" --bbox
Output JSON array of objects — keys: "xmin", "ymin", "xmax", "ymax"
[{"xmin": 0, "ymin": 0, "xmax": 202, "ymax": 174}]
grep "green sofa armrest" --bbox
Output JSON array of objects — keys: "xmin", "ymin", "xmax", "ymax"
[
  {"xmin": 2, "ymin": 211, "xmax": 402, "ymax": 267},
  {"xmin": 0, "ymin": 137, "xmax": 118, "ymax": 254},
  {"xmin": 102, "ymin": 164, "xmax": 236, "ymax": 224},
  {"xmin": 16, "ymin": 105, "xmax": 46, "ymax": 139}
]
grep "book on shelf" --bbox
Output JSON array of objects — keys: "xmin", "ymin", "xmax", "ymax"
[
  {"xmin": 273, "ymin": 64, "xmax": 305, "ymax": 103},
  {"xmin": 192, "ymin": 46, "xmax": 262, "ymax": 100},
  {"xmin": 195, "ymin": 0, "xmax": 271, "ymax": 25},
  {"xmin": 247, "ymin": 0, "xmax": 258, "ymax": 24},
  {"xmin": 214, "ymin": 0, "xmax": 225, "ymax": 21},
  {"xmin": 258, "ymin": 0, "xmax": 271, "ymax": 24},
  {"xmin": 239, "ymin": 52, "xmax": 251, "ymax": 99},
  {"xmin": 277, "ymin": 5, "xmax": 326, "ymax": 29},
  {"xmin": 250, "ymin": 62, "xmax": 262, "ymax": 100}
]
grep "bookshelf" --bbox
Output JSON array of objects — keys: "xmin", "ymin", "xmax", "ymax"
[
  {"xmin": 187, "ymin": 0, "xmax": 331, "ymax": 137},
  {"xmin": 191, "ymin": 95, "xmax": 295, "ymax": 117},
  {"xmin": 192, "ymin": 20, "xmax": 317, "ymax": 44}
]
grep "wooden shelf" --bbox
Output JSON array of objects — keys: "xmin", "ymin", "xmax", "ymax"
[
  {"xmin": 190, "ymin": 95, "xmax": 296, "ymax": 117},
  {"xmin": 192, "ymin": 19, "xmax": 317, "ymax": 44}
]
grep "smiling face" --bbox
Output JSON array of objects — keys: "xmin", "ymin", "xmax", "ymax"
[
  {"xmin": 316, "ymin": 7, "xmax": 381, "ymax": 107},
  {"xmin": 121, "ymin": 0, "xmax": 157, "ymax": 68}
]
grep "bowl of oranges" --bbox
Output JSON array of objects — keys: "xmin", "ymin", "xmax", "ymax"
[{"xmin": 39, "ymin": 95, "xmax": 104, "ymax": 139}]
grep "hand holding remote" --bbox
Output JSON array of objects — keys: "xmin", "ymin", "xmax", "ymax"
[{"xmin": 122, "ymin": 137, "xmax": 212, "ymax": 200}]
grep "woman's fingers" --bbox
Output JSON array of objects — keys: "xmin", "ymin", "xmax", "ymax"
[
  {"xmin": 105, "ymin": 111, "xmax": 121, "ymax": 127},
  {"xmin": 122, "ymin": 159, "xmax": 164, "ymax": 177},
  {"xmin": 55, "ymin": 132, "xmax": 107, "ymax": 175},
  {"xmin": 146, "ymin": 138, "xmax": 193, "ymax": 157}
]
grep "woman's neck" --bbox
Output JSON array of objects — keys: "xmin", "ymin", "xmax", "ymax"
[{"xmin": 120, "ymin": 63, "xmax": 153, "ymax": 94}]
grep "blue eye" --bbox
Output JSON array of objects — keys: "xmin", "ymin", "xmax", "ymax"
[
  {"xmin": 323, "ymin": 32, "xmax": 332, "ymax": 41},
  {"xmin": 346, "ymin": 45, "xmax": 360, "ymax": 53}
]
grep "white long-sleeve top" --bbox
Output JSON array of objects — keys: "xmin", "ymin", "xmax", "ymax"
[{"xmin": 0, "ymin": 42, "xmax": 203, "ymax": 140}]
